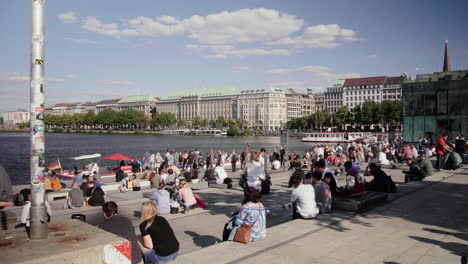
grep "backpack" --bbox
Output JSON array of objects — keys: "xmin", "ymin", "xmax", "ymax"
[
  {"xmin": 260, "ymin": 174, "xmax": 272, "ymax": 195},
  {"xmin": 13, "ymin": 193, "xmax": 25, "ymax": 206}
]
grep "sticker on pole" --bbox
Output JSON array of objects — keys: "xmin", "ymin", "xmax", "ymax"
[
  {"xmin": 35, "ymin": 107, "xmax": 44, "ymax": 112},
  {"xmin": 32, "ymin": 34, "xmax": 44, "ymax": 45},
  {"xmin": 35, "ymin": 59, "xmax": 44, "ymax": 64}
]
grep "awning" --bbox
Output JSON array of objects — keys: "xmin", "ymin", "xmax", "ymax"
[
  {"xmin": 102, "ymin": 153, "xmax": 133, "ymax": 161},
  {"xmin": 70, "ymin": 153, "xmax": 101, "ymax": 160}
]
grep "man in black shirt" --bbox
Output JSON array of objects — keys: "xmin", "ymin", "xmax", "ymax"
[{"xmin": 98, "ymin": 202, "xmax": 142, "ymax": 264}]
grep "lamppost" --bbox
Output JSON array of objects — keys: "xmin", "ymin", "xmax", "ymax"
[{"xmin": 29, "ymin": 0, "xmax": 48, "ymax": 239}]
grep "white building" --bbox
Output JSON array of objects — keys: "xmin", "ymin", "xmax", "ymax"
[
  {"xmin": 237, "ymin": 88, "xmax": 287, "ymax": 131},
  {"xmin": 324, "ymin": 80, "xmax": 345, "ymax": 113},
  {"xmin": 117, "ymin": 95, "xmax": 159, "ymax": 117},
  {"xmin": 2, "ymin": 110, "xmax": 30, "ymax": 128}
]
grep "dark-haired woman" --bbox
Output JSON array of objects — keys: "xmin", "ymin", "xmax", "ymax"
[{"xmin": 235, "ymin": 187, "xmax": 266, "ymax": 242}]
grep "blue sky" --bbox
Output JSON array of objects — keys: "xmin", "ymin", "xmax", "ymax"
[{"xmin": 1, "ymin": 0, "xmax": 467, "ymax": 112}]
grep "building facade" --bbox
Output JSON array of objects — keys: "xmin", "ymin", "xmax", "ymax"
[
  {"xmin": 312, "ymin": 93, "xmax": 325, "ymax": 112},
  {"xmin": 116, "ymin": 95, "xmax": 159, "ymax": 117},
  {"xmin": 3, "ymin": 111, "xmax": 30, "ymax": 128},
  {"xmin": 342, "ymin": 76, "xmax": 387, "ymax": 109},
  {"xmin": 285, "ymin": 88, "xmax": 302, "ymax": 120},
  {"xmin": 324, "ymin": 80, "xmax": 345, "ymax": 113},
  {"xmin": 402, "ymin": 70, "xmax": 468, "ymax": 142},
  {"xmin": 95, "ymin": 99, "xmax": 121, "ymax": 113},
  {"xmin": 156, "ymin": 87, "xmax": 238, "ymax": 122},
  {"xmin": 237, "ymin": 88, "xmax": 287, "ymax": 131}
]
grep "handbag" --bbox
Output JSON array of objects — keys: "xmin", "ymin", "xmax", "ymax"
[
  {"xmin": 234, "ymin": 224, "xmax": 252, "ymax": 244},
  {"xmin": 234, "ymin": 204, "xmax": 261, "ymax": 244}
]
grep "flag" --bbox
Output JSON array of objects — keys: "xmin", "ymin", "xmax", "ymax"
[{"xmin": 47, "ymin": 160, "xmax": 61, "ymax": 170}]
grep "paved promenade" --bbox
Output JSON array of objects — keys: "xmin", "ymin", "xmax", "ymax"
[{"xmin": 2, "ymin": 162, "xmax": 467, "ymax": 263}]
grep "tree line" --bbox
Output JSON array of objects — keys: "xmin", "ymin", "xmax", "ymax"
[
  {"xmin": 288, "ymin": 100, "xmax": 402, "ymax": 130},
  {"xmin": 43, "ymin": 108, "xmax": 253, "ymax": 135}
]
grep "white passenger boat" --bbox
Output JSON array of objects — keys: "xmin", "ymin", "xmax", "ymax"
[{"xmin": 302, "ymin": 132, "xmax": 372, "ymax": 143}]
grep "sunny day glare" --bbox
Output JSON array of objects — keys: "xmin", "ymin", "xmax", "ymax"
[{"xmin": 0, "ymin": 0, "xmax": 467, "ymax": 263}]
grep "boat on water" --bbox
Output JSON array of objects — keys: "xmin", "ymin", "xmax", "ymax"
[
  {"xmin": 161, "ymin": 129, "xmax": 227, "ymax": 136},
  {"xmin": 302, "ymin": 132, "xmax": 374, "ymax": 143},
  {"xmin": 54, "ymin": 153, "xmax": 120, "ymax": 180},
  {"xmin": 302, "ymin": 131, "xmax": 401, "ymax": 143}
]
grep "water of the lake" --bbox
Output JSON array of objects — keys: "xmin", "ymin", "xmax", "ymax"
[{"xmin": 0, "ymin": 132, "xmax": 313, "ymax": 185}]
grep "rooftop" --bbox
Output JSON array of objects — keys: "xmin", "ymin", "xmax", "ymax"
[
  {"xmin": 118, "ymin": 95, "xmax": 158, "ymax": 104},
  {"xmin": 411, "ymin": 70, "xmax": 468, "ymax": 83},
  {"xmin": 385, "ymin": 76, "xmax": 406, "ymax": 85},
  {"xmin": 239, "ymin": 87, "xmax": 285, "ymax": 94},
  {"xmin": 164, "ymin": 87, "xmax": 239, "ymax": 99},
  {"xmin": 343, "ymin": 76, "xmax": 387, "ymax": 86},
  {"xmin": 95, "ymin": 99, "xmax": 121, "ymax": 105},
  {"xmin": 329, "ymin": 79, "xmax": 345, "ymax": 88}
]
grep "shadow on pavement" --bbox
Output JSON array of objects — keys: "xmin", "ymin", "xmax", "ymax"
[{"xmin": 184, "ymin": 231, "xmax": 222, "ymax": 247}]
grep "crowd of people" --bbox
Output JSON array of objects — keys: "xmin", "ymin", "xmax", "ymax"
[{"xmin": 4, "ymin": 133, "xmax": 464, "ymax": 263}]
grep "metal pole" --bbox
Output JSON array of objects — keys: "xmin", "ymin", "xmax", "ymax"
[{"xmin": 30, "ymin": 0, "xmax": 48, "ymax": 240}]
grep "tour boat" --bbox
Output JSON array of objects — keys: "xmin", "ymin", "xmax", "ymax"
[
  {"xmin": 302, "ymin": 132, "xmax": 373, "ymax": 143},
  {"xmin": 55, "ymin": 153, "xmax": 117, "ymax": 180},
  {"xmin": 161, "ymin": 129, "xmax": 227, "ymax": 136}
]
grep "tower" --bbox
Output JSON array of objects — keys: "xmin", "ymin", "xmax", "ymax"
[{"xmin": 443, "ymin": 40, "xmax": 451, "ymax": 72}]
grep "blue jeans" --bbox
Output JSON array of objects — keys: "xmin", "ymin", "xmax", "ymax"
[{"xmin": 144, "ymin": 249, "xmax": 178, "ymax": 264}]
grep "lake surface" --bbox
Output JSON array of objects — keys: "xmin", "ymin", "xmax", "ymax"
[{"xmin": 0, "ymin": 132, "xmax": 312, "ymax": 185}]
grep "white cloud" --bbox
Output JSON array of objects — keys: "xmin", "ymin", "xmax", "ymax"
[
  {"xmin": 82, "ymin": 16, "xmax": 121, "ymax": 38},
  {"xmin": 368, "ymin": 54, "xmax": 377, "ymax": 59},
  {"xmin": 183, "ymin": 8, "xmax": 303, "ymax": 45},
  {"xmin": 267, "ymin": 24, "xmax": 358, "ymax": 48},
  {"xmin": 0, "ymin": 72, "xmax": 64, "ymax": 84},
  {"xmin": 80, "ymin": 8, "xmax": 303, "ymax": 45},
  {"xmin": 232, "ymin": 66, "xmax": 249, "ymax": 73},
  {"xmin": 156, "ymin": 16, "xmax": 179, "ymax": 24},
  {"xmin": 98, "ymin": 80, "xmax": 134, "ymax": 86},
  {"xmin": 64, "ymin": 37, "xmax": 97, "ymax": 44},
  {"xmin": 266, "ymin": 68, "xmax": 291, "ymax": 75},
  {"xmin": 206, "ymin": 45, "xmax": 292, "ymax": 58},
  {"xmin": 266, "ymin": 65, "xmax": 360, "ymax": 83},
  {"xmin": 67, "ymin": 74, "xmax": 76, "ymax": 79},
  {"xmin": 58, "ymin": 11, "xmax": 77, "ymax": 24}
]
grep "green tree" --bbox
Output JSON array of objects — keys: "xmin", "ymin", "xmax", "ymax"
[
  {"xmin": 117, "ymin": 108, "xmax": 147, "ymax": 128},
  {"xmin": 215, "ymin": 116, "xmax": 226, "ymax": 129},
  {"xmin": 96, "ymin": 108, "xmax": 117, "ymax": 128},
  {"xmin": 381, "ymin": 100, "xmax": 402, "ymax": 124},
  {"xmin": 312, "ymin": 109, "xmax": 331, "ymax": 129},
  {"xmin": 83, "ymin": 110, "xmax": 96, "ymax": 128},
  {"xmin": 0, "ymin": 116, "xmax": 3, "ymax": 125},
  {"xmin": 177, "ymin": 119, "xmax": 189, "ymax": 128},
  {"xmin": 334, "ymin": 105, "xmax": 351, "ymax": 129},
  {"xmin": 151, "ymin": 112, "xmax": 177, "ymax": 129},
  {"xmin": 227, "ymin": 123, "xmax": 241, "ymax": 136},
  {"xmin": 372, "ymin": 102, "xmax": 383, "ymax": 124},
  {"xmin": 192, "ymin": 116, "xmax": 204, "ymax": 128},
  {"xmin": 72, "ymin": 113, "xmax": 85, "ymax": 128},
  {"xmin": 351, "ymin": 105, "xmax": 362, "ymax": 125},
  {"xmin": 18, "ymin": 121, "xmax": 29, "ymax": 129},
  {"xmin": 361, "ymin": 100, "xmax": 376, "ymax": 125},
  {"xmin": 209, "ymin": 120, "xmax": 216, "ymax": 128}
]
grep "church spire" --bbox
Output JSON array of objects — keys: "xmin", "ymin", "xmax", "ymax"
[{"xmin": 443, "ymin": 39, "xmax": 451, "ymax": 72}]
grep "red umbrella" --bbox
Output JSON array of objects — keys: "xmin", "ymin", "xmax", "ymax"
[{"xmin": 102, "ymin": 153, "xmax": 133, "ymax": 161}]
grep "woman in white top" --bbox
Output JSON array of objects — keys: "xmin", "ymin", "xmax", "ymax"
[{"xmin": 245, "ymin": 153, "xmax": 266, "ymax": 191}]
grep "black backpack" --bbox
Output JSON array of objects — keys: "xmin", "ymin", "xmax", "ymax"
[{"xmin": 13, "ymin": 193, "xmax": 25, "ymax": 206}]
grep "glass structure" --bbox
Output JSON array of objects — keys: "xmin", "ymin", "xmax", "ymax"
[{"xmin": 402, "ymin": 70, "xmax": 468, "ymax": 142}]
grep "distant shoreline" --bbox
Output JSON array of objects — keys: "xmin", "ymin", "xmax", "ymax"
[{"xmin": 0, "ymin": 129, "xmax": 162, "ymax": 135}]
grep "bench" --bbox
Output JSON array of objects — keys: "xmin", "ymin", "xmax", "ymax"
[
  {"xmin": 46, "ymin": 189, "xmax": 70, "ymax": 201},
  {"xmin": 332, "ymin": 191, "xmax": 388, "ymax": 212}
]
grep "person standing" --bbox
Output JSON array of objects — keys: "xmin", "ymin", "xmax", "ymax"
[
  {"xmin": 245, "ymin": 153, "xmax": 266, "ymax": 192},
  {"xmin": 435, "ymin": 133, "xmax": 453, "ymax": 171},
  {"xmin": 230, "ymin": 150, "xmax": 238, "ymax": 172},
  {"xmin": 280, "ymin": 146, "xmax": 286, "ymax": 168},
  {"xmin": 99, "ymin": 202, "xmax": 142, "ymax": 264}
]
